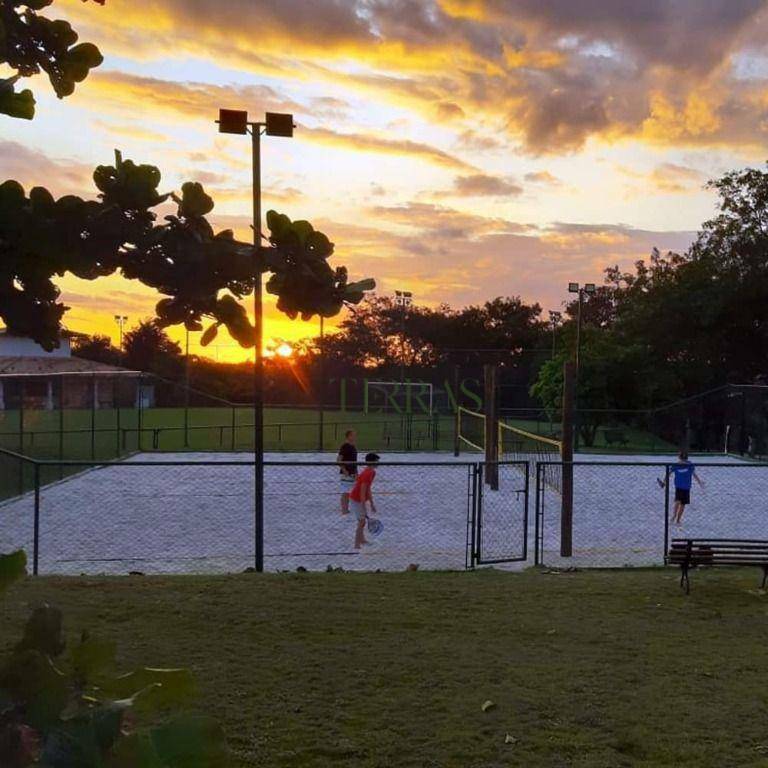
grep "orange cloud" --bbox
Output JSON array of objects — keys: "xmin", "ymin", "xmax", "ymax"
[{"xmin": 299, "ymin": 125, "xmax": 475, "ymax": 171}]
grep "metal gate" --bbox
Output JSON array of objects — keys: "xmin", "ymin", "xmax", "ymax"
[{"xmin": 470, "ymin": 462, "xmax": 529, "ymax": 566}]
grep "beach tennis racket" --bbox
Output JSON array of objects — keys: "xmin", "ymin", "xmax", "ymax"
[{"xmin": 367, "ymin": 516, "xmax": 383, "ymax": 537}]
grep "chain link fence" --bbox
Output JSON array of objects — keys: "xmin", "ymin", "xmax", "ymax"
[
  {"xmin": 0, "ymin": 454, "xmax": 481, "ymax": 575},
  {"xmin": 535, "ymin": 459, "xmax": 768, "ymax": 568}
]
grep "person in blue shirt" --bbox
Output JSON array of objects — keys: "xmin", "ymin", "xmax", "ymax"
[{"xmin": 662, "ymin": 451, "xmax": 704, "ymax": 526}]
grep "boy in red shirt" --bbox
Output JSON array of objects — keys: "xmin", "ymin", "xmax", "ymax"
[{"xmin": 349, "ymin": 453, "xmax": 380, "ymax": 549}]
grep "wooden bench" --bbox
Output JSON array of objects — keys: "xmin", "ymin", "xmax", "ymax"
[{"xmin": 668, "ymin": 538, "xmax": 768, "ymax": 593}]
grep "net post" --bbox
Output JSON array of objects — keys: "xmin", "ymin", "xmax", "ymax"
[
  {"xmin": 484, "ymin": 364, "xmax": 499, "ymax": 490},
  {"xmin": 560, "ymin": 361, "xmax": 575, "ymax": 557}
]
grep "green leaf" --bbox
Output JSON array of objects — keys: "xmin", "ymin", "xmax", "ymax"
[
  {"xmin": 0, "ymin": 550, "xmax": 27, "ymax": 593},
  {"xmin": 346, "ymin": 279, "xmax": 376, "ymax": 293},
  {"xmin": 17, "ymin": 604, "xmax": 65, "ymax": 657},
  {"xmin": 0, "ymin": 649, "xmax": 69, "ymax": 730},
  {"xmin": 200, "ymin": 324, "xmax": 219, "ymax": 347},
  {"xmin": 179, "ymin": 182, "xmax": 214, "ymax": 218},
  {"xmin": 71, "ymin": 633, "xmax": 116, "ymax": 682},
  {"xmin": 0, "ymin": 86, "xmax": 36, "ymax": 120}
]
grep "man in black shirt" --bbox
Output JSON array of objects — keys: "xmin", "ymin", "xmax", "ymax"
[{"xmin": 337, "ymin": 429, "xmax": 358, "ymax": 515}]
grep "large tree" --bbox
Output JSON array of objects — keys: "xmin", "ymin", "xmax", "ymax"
[{"xmin": 1, "ymin": 0, "xmax": 104, "ymax": 120}]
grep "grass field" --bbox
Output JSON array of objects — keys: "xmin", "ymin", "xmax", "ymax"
[
  {"xmin": 0, "ymin": 407, "xmax": 455, "ymax": 500},
  {"xmin": 5, "ymin": 568, "xmax": 768, "ymax": 767}
]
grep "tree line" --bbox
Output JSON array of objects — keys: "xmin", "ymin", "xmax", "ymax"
[{"xmin": 73, "ymin": 165, "xmax": 768, "ymax": 423}]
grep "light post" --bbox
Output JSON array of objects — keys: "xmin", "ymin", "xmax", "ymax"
[
  {"xmin": 217, "ymin": 108, "xmax": 294, "ymax": 573},
  {"xmin": 548, "ymin": 310, "xmax": 562, "ymax": 359},
  {"xmin": 114, "ymin": 315, "xmax": 128, "ymax": 352},
  {"xmin": 567, "ymin": 283, "xmax": 596, "ymax": 371},
  {"xmin": 567, "ymin": 282, "xmax": 596, "ymax": 451},
  {"xmin": 394, "ymin": 290, "xmax": 413, "ymax": 383}
]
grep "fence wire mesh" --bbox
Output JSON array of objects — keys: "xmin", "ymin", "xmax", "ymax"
[
  {"xmin": 0, "ymin": 456, "xmax": 476, "ymax": 575},
  {"xmin": 474, "ymin": 462, "xmax": 528, "ymax": 564},
  {"xmin": 535, "ymin": 459, "xmax": 768, "ymax": 568}
]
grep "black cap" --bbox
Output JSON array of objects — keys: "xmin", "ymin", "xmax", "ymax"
[{"xmin": 365, "ymin": 452, "xmax": 380, "ymax": 463}]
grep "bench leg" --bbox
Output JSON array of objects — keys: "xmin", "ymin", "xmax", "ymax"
[
  {"xmin": 680, "ymin": 565, "xmax": 690, "ymax": 594},
  {"xmin": 762, "ymin": 566, "xmax": 768, "ymax": 590}
]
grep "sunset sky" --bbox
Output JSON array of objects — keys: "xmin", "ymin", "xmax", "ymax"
[{"xmin": 3, "ymin": 0, "xmax": 768, "ymax": 361}]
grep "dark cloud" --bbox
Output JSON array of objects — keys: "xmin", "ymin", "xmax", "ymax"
[{"xmin": 67, "ymin": 0, "xmax": 768, "ymax": 153}]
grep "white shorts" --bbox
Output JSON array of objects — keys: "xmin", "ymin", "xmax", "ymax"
[
  {"xmin": 349, "ymin": 500, "xmax": 366, "ymax": 521},
  {"xmin": 340, "ymin": 476, "xmax": 356, "ymax": 493}
]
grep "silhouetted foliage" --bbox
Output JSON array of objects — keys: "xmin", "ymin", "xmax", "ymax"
[
  {"xmin": 0, "ymin": 151, "xmax": 375, "ymax": 351},
  {"xmin": 71, "ymin": 334, "xmax": 121, "ymax": 366},
  {"xmin": 0, "ymin": 0, "xmax": 104, "ymax": 120},
  {"xmin": 123, "ymin": 321, "xmax": 183, "ymax": 378}
]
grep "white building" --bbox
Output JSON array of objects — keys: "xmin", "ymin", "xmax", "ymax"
[{"xmin": 0, "ymin": 330, "xmax": 147, "ymax": 410}]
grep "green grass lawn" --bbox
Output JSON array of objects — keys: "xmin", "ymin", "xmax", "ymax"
[{"xmin": 4, "ymin": 568, "xmax": 768, "ymax": 767}]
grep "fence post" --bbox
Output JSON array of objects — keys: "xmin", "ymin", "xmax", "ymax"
[
  {"xmin": 231, "ymin": 405, "xmax": 236, "ymax": 451},
  {"xmin": 471, "ymin": 463, "xmax": 482, "ymax": 567},
  {"xmin": 534, "ymin": 463, "xmax": 541, "ymax": 565},
  {"xmin": 33, "ymin": 462, "xmax": 40, "ymax": 576},
  {"xmin": 484, "ymin": 364, "xmax": 499, "ymax": 490},
  {"xmin": 663, "ymin": 463, "xmax": 670, "ymax": 563},
  {"xmin": 560, "ymin": 361, "xmax": 575, "ymax": 557}
]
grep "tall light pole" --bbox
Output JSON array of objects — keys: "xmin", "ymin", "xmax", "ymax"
[
  {"xmin": 567, "ymin": 283, "xmax": 596, "ymax": 371},
  {"xmin": 114, "ymin": 315, "xmax": 128, "ymax": 352},
  {"xmin": 567, "ymin": 282, "xmax": 596, "ymax": 452},
  {"xmin": 548, "ymin": 310, "xmax": 562, "ymax": 359},
  {"xmin": 217, "ymin": 108, "xmax": 294, "ymax": 573},
  {"xmin": 394, "ymin": 290, "xmax": 413, "ymax": 383}
]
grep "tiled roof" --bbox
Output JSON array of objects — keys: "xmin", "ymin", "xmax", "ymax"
[{"xmin": 0, "ymin": 357, "xmax": 133, "ymax": 375}]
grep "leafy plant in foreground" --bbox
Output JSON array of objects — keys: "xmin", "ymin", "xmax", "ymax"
[{"xmin": 0, "ymin": 551, "xmax": 228, "ymax": 767}]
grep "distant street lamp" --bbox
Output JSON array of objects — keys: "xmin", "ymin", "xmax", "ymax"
[
  {"xmin": 548, "ymin": 310, "xmax": 562, "ymax": 359},
  {"xmin": 394, "ymin": 290, "xmax": 413, "ymax": 383},
  {"xmin": 217, "ymin": 108, "xmax": 294, "ymax": 573},
  {"xmin": 114, "ymin": 315, "xmax": 128, "ymax": 351}
]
